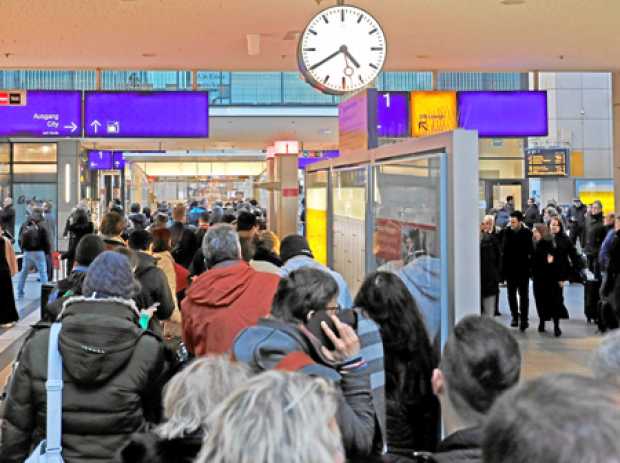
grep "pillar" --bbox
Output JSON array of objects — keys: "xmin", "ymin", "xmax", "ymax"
[{"xmin": 613, "ymin": 72, "xmax": 620, "ymax": 211}]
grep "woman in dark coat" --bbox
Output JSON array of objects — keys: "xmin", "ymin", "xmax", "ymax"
[
  {"xmin": 63, "ymin": 207, "xmax": 94, "ymax": 271},
  {"xmin": 550, "ymin": 216, "xmax": 583, "ymax": 307},
  {"xmin": 355, "ymin": 271, "xmax": 439, "ymax": 457},
  {"xmin": 532, "ymin": 223, "xmax": 568, "ymax": 337},
  {"xmin": 0, "ymin": 221, "xmax": 19, "ymax": 326},
  {"xmin": 480, "ymin": 216, "xmax": 501, "ymax": 317}
]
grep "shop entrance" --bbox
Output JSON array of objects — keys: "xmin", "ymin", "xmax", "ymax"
[{"xmin": 482, "ymin": 180, "xmax": 528, "ymax": 213}]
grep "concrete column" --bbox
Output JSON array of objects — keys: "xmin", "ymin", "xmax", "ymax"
[
  {"xmin": 56, "ymin": 140, "xmax": 81, "ymax": 252},
  {"xmin": 613, "ymin": 72, "xmax": 620, "ymax": 211}
]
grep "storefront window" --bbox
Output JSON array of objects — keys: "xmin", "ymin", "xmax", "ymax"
[
  {"xmin": 0, "ymin": 143, "xmax": 9, "ymax": 175},
  {"xmin": 305, "ymin": 171, "xmax": 329, "ymax": 266},
  {"xmin": 332, "ymin": 168, "xmax": 367, "ymax": 292},
  {"xmin": 13, "ymin": 143, "xmax": 57, "ymax": 163},
  {"xmin": 479, "ymin": 159, "xmax": 524, "ymax": 179}
]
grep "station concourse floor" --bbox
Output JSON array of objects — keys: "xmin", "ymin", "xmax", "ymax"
[{"xmin": 0, "ymin": 277, "xmax": 603, "ymax": 389}]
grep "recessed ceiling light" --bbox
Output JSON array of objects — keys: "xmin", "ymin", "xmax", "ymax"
[
  {"xmin": 142, "ymin": 52, "xmax": 156, "ymax": 58},
  {"xmin": 500, "ymin": 0, "xmax": 526, "ymax": 4}
]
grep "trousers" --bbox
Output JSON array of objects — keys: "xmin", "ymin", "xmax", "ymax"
[
  {"xmin": 17, "ymin": 250, "xmax": 48, "ymax": 297},
  {"xmin": 507, "ymin": 277, "xmax": 529, "ymax": 323}
]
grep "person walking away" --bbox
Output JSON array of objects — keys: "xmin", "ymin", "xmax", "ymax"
[
  {"xmin": 169, "ymin": 203, "xmax": 199, "ymax": 269},
  {"xmin": 0, "ymin": 197, "xmax": 16, "ymax": 241},
  {"xmin": 584, "ymin": 200, "xmax": 607, "ymax": 280},
  {"xmin": 100, "ymin": 211, "xmax": 127, "ymax": 250},
  {"xmin": 480, "ymin": 216, "xmax": 501, "ymax": 317},
  {"xmin": 502, "ymin": 211, "xmax": 533, "ymax": 331},
  {"xmin": 524, "ymin": 198, "xmax": 540, "ymax": 229},
  {"xmin": 0, "ymin": 251, "xmax": 169, "ymax": 462},
  {"xmin": 0, "ymin": 221, "xmax": 19, "ymax": 327},
  {"xmin": 532, "ymin": 223, "xmax": 567, "ymax": 336},
  {"xmin": 598, "ymin": 213, "xmax": 616, "ymax": 273},
  {"xmin": 62, "ymin": 207, "xmax": 95, "ymax": 272},
  {"xmin": 567, "ymin": 197, "xmax": 587, "ymax": 247},
  {"xmin": 17, "ymin": 208, "xmax": 50, "ymax": 299},
  {"xmin": 128, "ymin": 203, "xmax": 148, "ymax": 231},
  {"xmin": 150, "ymin": 228, "xmax": 181, "ymax": 336}
]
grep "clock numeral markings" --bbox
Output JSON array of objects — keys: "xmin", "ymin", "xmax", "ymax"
[
  {"xmin": 322, "ymin": 14, "xmax": 329, "ymax": 24},
  {"xmin": 303, "ymin": 48, "xmax": 316, "ymax": 51},
  {"xmin": 357, "ymin": 14, "xmax": 363, "ymax": 23},
  {"xmin": 371, "ymin": 47, "xmax": 383, "ymax": 51},
  {"xmin": 369, "ymin": 63, "xmax": 379, "ymax": 69},
  {"xmin": 309, "ymin": 29, "xmax": 317, "ymax": 35},
  {"xmin": 358, "ymin": 75, "xmax": 364, "ymax": 84},
  {"xmin": 342, "ymin": 77, "xmax": 346, "ymax": 89},
  {"xmin": 341, "ymin": 9, "xmax": 345, "ymax": 22},
  {"xmin": 369, "ymin": 28, "xmax": 378, "ymax": 35},
  {"xmin": 323, "ymin": 75, "xmax": 330, "ymax": 84}
]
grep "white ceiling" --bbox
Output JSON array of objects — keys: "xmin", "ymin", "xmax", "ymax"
[{"xmin": 1, "ymin": 0, "xmax": 619, "ymax": 71}]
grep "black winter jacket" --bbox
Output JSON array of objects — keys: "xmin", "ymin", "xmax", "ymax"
[
  {"xmin": 18, "ymin": 218, "xmax": 51, "ymax": 253},
  {"xmin": 63, "ymin": 221, "xmax": 95, "ymax": 263},
  {"xmin": 0, "ymin": 297, "xmax": 168, "ymax": 463},
  {"xmin": 44, "ymin": 269, "xmax": 88, "ymax": 321},
  {"xmin": 431, "ymin": 427, "xmax": 482, "ymax": 463},
  {"xmin": 585, "ymin": 213, "xmax": 607, "ymax": 257},
  {"xmin": 552, "ymin": 232, "xmax": 583, "ymax": 282},
  {"xmin": 169, "ymin": 222, "xmax": 199, "ymax": 269},
  {"xmin": 501, "ymin": 226, "xmax": 533, "ymax": 280},
  {"xmin": 524, "ymin": 205, "xmax": 540, "ymax": 228},
  {"xmin": 119, "ymin": 430, "xmax": 203, "ymax": 463},
  {"xmin": 133, "ymin": 251, "xmax": 175, "ymax": 323},
  {"xmin": 480, "ymin": 233, "xmax": 501, "ymax": 297}
]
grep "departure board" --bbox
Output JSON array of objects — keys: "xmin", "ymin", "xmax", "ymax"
[{"xmin": 526, "ymin": 148, "xmax": 569, "ymax": 177}]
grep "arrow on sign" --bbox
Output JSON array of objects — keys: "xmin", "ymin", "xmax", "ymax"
[
  {"xmin": 64, "ymin": 122, "xmax": 78, "ymax": 133},
  {"xmin": 90, "ymin": 120, "xmax": 102, "ymax": 134}
]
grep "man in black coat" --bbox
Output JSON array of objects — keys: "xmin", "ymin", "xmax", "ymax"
[
  {"xmin": 128, "ymin": 229, "xmax": 175, "ymax": 333},
  {"xmin": 584, "ymin": 200, "xmax": 607, "ymax": 280},
  {"xmin": 502, "ymin": 211, "xmax": 534, "ymax": 330},
  {"xmin": 0, "ymin": 197, "xmax": 15, "ymax": 239},
  {"xmin": 566, "ymin": 197, "xmax": 587, "ymax": 246},
  {"xmin": 523, "ymin": 198, "xmax": 540, "ymax": 229},
  {"xmin": 168, "ymin": 204, "xmax": 199, "ymax": 269}
]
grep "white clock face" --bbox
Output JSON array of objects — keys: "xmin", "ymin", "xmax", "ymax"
[{"xmin": 298, "ymin": 5, "xmax": 386, "ymax": 95}]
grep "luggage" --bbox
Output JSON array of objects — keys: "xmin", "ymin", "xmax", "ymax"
[{"xmin": 584, "ymin": 279, "xmax": 601, "ymax": 323}]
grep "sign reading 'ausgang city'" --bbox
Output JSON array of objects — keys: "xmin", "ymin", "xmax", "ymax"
[
  {"xmin": 84, "ymin": 91, "xmax": 209, "ymax": 138},
  {"xmin": 0, "ymin": 90, "xmax": 82, "ymax": 137}
]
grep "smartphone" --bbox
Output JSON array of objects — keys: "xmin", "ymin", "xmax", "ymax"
[{"xmin": 304, "ymin": 310, "xmax": 357, "ymax": 351}]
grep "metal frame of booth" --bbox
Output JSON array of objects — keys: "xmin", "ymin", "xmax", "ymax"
[{"xmin": 306, "ymin": 129, "xmax": 480, "ymax": 345}]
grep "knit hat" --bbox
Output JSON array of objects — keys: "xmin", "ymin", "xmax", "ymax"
[
  {"xmin": 82, "ymin": 251, "xmax": 141, "ymax": 299},
  {"xmin": 280, "ymin": 235, "xmax": 314, "ymax": 263},
  {"xmin": 75, "ymin": 234, "xmax": 106, "ymax": 267}
]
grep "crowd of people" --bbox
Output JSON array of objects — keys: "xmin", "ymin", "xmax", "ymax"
[
  {"xmin": 481, "ymin": 195, "xmax": 620, "ymax": 336},
  {"xmin": 0, "ymin": 196, "xmax": 618, "ymax": 462}
]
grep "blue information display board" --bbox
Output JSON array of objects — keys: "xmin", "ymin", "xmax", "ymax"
[
  {"xmin": 0, "ymin": 90, "xmax": 82, "ymax": 137},
  {"xmin": 376, "ymin": 91, "xmax": 409, "ymax": 138},
  {"xmin": 84, "ymin": 91, "xmax": 209, "ymax": 138}
]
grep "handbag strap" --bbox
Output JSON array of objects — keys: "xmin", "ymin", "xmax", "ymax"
[{"xmin": 45, "ymin": 323, "xmax": 63, "ymax": 454}]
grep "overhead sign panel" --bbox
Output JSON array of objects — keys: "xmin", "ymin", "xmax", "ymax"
[
  {"xmin": 84, "ymin": 91, "xmax": 209, "ymax": 138},
  {"xmin": 0, "ymin": 90, "xmax": 81, "ymax": 137},
  {"xmin": 458, "ymin": 91, "xmax": 548, "ymax": 138},
  {"xmin": 410, "ymin": 91, "xmax": 457, "ymax": 137},
  {"xmin": 88, "ymin": 151, "xmax": 114, "ymax": 170},
  {"xmin": 376, "ymin": 91, "xmax": 409, "ymax": 138},
  {"xmin": 526, "ymin": 147, "xmax": 569, "ymax": 177}
]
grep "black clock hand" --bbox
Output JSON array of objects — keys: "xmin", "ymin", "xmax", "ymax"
[
  {"xmin": 309, "ymin": 49, "xmax": 342, "ymax": 70},
  {"xmin": 343, "ymin": 49, "xmax": 360, "ymax": 68}
]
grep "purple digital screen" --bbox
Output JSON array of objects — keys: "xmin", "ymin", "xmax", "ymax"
[
  {"xmin": 84, "ymin": 91, "xmax": 209, "ymax": 138},
  {"xmin": 299, "ymin": 150, "xmax": 339, "ymax": 169},
  {"xmin": 112, "ymin": 152, "xmax": 126, "ymax": 169},
  {"xmin": 0, "ymin": 90, "xmax": 82, "ymax": 137},
  {"xmin": 457, "ymin": 91, "xmax": 548, "ymax": 138},
  {"xmin": 88, "ymin": 151, "xmax": 114, "ymax": 170},
  {"xmin": 376, "ymin": 91, "xmax": 409, "ymax": 137}
]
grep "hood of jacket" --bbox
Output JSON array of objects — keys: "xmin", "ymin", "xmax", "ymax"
[
  {"xmin": 185, "ymin": 261, "xmax": 258, "ymax": 309},
  {"xmin": 129, "ymin": 213, "xmax": 148, "ymax": 229},
  {"xmin": 433, "ymin": 427, "xmax": 482, "ymax": 463},
  {"xmin": 56, "ymin": 268, "xmax": 88, "ymax": 296},
  {"xmin": 397, "ymin": 255, "xmax": 442, "ymax": 341},
  {"xmin": 57, "ymin": 296, "xmax": 145, "ymax": 386}
]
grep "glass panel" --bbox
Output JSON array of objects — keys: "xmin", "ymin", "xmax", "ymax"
[
  {"xmin": 437, "ymin": 72, "xmax": 526, "ymax": 91},
  {"xmin": 101, "ymin": 70, "xmax": 192, "ymax": 90},
  {"xmin": 282, "ymin": 72, "xmax": 336, "ymax": 104},
  {"xmin": 13, "ymin": 183, "xmax": 58, "ymax": 251},
  {"xmin": 373, "ymin": 155, "xmax": 443, "ymax": 341},
  {"xmin": 479, "ymin": 159, "xmax": 524, "ymax": 179},
  {"xmin": 0, "ymin": 70, "xmax": 96, "ymax": 90},
  {"xmin": 492, "ymin": 184, "xmax": 522, "ymax": 211},
  {"xmin": 0, "ymin": 174, "xmax": 9, "ymax": 202},
  {"xmin": 13, "ymin": 143, "xmax": 57, "ymax": 163},
  {"xmin": 230, "ymin": 72, "xmax": 282, "ymax": 104},
  {"xmin": 305, "ymin": 171, "xmax": 329, "ymax": 266},
  {"xmin": 479, "ymin": 138, "xmax": 524, "ymax": 158},
  {"xmin": 332, "ymin": 168, "xmax": 367, "ymax": 293},
  {"xmin": 196, "ymin": 71, "xmax": 231, "ymax": 105},
  {"xmin": 377, "ymin": 72, "xmax": 433, "ymax": 91}
]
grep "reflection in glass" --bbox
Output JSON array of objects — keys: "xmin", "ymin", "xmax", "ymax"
[
  {"xmin": 332, "ymin": 168, "xmax": 367, "ymax": 293},
  {"xmin": 373, "ymin": 155, "xmax": 444, "ymax": 342},
  {"xmin": 13, "ymin": 143, "xmax": 57, "ymax": 163},
  {"xmin": 305, "ymin": 171, "xmax": 328, "ymax": 265}
]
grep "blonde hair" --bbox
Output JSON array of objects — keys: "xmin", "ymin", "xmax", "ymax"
[
  {"xmin": 257, "ymin": 230, "xmax": 281, "ymax": 254},
  {"xmin": 156, "ymin": 356, "xmax": 251, "ymax": 440},
  {"xmin": 483, "ymin": 215, "xmax": 495, "ymax": 230},
  {"xmin": 196, "ymin": 371, "xmax": 343, "ymax": 463}
]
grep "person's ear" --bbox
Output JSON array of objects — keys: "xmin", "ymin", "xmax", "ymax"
[
  {"xmin": 432, "ymin": 368, "xmax": 445, "ymax": 398},
  {"xmin": 306, "ymin": 310, "xmax": 315, "ymax": 321}
]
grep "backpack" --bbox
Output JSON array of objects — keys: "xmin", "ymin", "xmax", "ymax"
[{"xmin": 21, "ymin": 222, "xmax": 41, "ymax": 249}]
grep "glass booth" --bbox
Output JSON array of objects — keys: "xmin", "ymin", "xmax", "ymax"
[{"xmin": 306, "ymin": 130, "xmax": 480, "ymax": 346}]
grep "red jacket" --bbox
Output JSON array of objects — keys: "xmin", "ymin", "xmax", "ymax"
[{"xmin": 181, "ymin": 261, "xmax": 280, "ymax": 356}]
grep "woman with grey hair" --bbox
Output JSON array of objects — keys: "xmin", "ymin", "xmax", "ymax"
[
  {"xmin": 197, "ymin": 370, "xmax": 345, "ymax": 463},
  {"xmin": 120, "ymin": 356, "xmax": 251, "ymax": 463}
]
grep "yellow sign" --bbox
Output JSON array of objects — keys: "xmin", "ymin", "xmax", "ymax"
[{"xmin": 410, "ymin": 91, "xmax": 457, "ymax": 137}]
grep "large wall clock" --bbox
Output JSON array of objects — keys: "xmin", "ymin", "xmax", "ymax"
[{"xmin": 298, "ymin": 4, "xmax": 387, "ymax": 95}]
